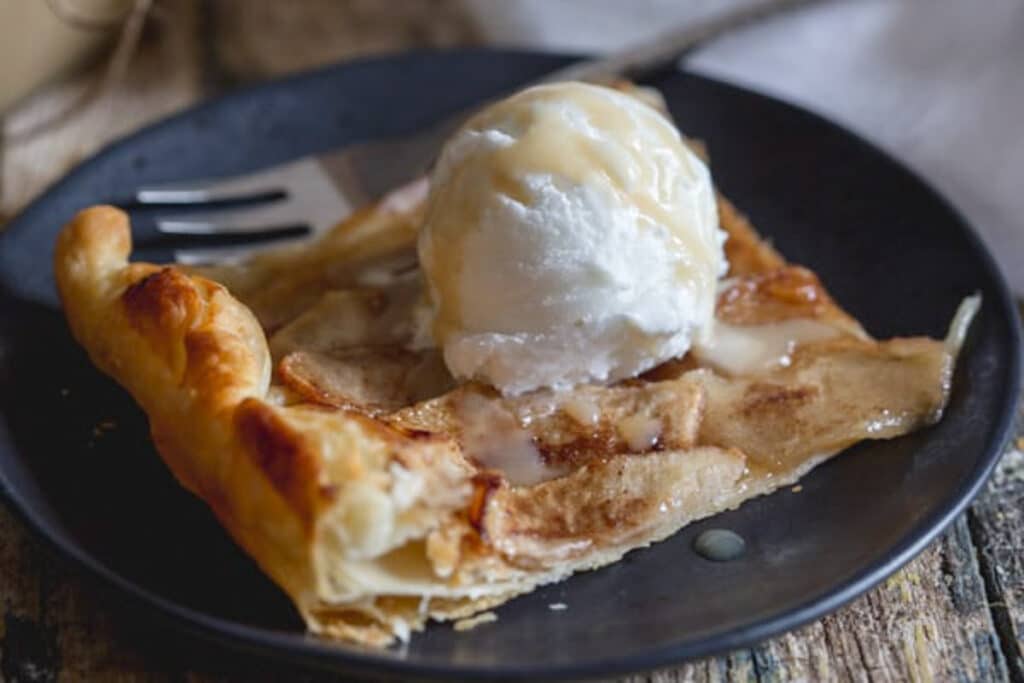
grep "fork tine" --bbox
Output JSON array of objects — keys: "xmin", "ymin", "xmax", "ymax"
[
  {"xmin": 134, "ymin": 157, "xmax": 315, "ymax": 206},
  {"xmin": 157, "ymin": 218, "xmax": 308, "ymax": 236},
  {"xmin": 149, "ymin": 157, "xmax": 352, "ymax": 240},
  {"xmin": 136, "ymin": 187, "xmax": 285, "ymax": 205},
  {"xmin": 174, "ymin": 244, "xmax": 273, "ymax": 265},
  {"xmin": 154, "ymin": 186, "xmax": 321, "ymax": 236},
  {"xmin": 156, "ymin": 214, "xmax": 308, "ymax": 235}
]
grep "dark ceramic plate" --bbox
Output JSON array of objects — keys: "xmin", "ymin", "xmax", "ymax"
[{"xmin": 0, "ymin": 50, "xmax": 1018, "ymax": 681}]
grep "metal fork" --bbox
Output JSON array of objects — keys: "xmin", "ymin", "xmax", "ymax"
[{"xmin": 132, "ymin": 0, "xmax": 819, "ymax": 265}]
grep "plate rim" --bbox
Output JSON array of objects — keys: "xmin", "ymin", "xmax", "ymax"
[{"xmin": 0, "ymin": 47, "xmax": 1019, "ymax": 681}]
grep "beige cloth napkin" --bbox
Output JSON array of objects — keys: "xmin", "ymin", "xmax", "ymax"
[
  {"xmin": 463, "ymin": 0, "xmax": 1024, "ymax": 294},
  {"xmin": 0, "ymin": 0, "xmax": 130, "ymax": 113}
]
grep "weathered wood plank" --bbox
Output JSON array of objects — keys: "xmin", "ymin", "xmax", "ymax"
[
  {"xmin": 969, "ymin": 441, "xmax": 1024, "ymax": 680},
  {"xmin": 624, "ymin": 515, "xmax": 1009, "ymax": 683},
  {"xmin": 0, "ymin": 509, "xmax": 50, "ymax": 683}
]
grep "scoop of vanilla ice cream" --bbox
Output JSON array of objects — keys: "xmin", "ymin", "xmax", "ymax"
[{"xmin": 417, "ymin": 82, "xmax": 725, "ymax": 395}]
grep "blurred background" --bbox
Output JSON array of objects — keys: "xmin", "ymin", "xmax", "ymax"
[{"xmin": 2, "ymin": 0, "xmax": 1021, "ymax": 290}]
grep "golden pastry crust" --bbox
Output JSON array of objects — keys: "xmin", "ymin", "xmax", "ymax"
[
  {"xmin": 56, "ymin": 207, "xmax": 474, "ymax": 644},
  {"xmin": 54, "ymin": 188, "xmax": 966, "ymax": 646}
]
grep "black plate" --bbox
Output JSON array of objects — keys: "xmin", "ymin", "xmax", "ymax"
[{"xmin": 0, "ymin": 50, "xmax": 1019, "ymax": 681}]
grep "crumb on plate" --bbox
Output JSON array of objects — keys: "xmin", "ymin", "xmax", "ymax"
[{"xmin": 453, "ymin": 612, "xmax": 497, "ymax": 631}]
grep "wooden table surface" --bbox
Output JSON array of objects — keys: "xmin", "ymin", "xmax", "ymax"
[{"xmin": 1, "ymin": 2, "xmax": 1022, "ymax": 681}]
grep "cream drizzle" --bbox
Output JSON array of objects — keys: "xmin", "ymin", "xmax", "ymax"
[
  {"xmin": 694, "ymin": 318, "xmax": 838, "ymax": 376},
  {"xmin": 454, "ymin": 392, "xmax": 565, "ymax": 486},
  {"xmin": 616, "ymin": 414, "xmax": 662, "ymax": 451}
]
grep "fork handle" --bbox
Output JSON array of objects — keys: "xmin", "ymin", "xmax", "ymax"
[{"xmin": 542, "ymin": 0, "xmax": 821, "ymax": 85}]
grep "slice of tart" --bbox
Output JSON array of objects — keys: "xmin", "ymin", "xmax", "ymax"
[
  {"xmin": 53, "ymin": 81, "xmax": 975, "ymax": 646},
  {"xmin": 53, "ymin": 184, "xmax": 973, "ymax": 645}
]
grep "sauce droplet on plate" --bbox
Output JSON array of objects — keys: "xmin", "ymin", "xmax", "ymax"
[{"xmin": 693, "ymin": 529, "xmax": 746, "ymax": 562}]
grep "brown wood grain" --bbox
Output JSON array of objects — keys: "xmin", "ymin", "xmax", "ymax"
[
  {"xmin": 626, "ymin": 514, "xmax": 1011, "ymax": 683},
  {"xmin": 1, "ymin": 1, "xmax": 1021, "ymax": 681},
  {"xmin": 969, "ymin": 442, "xmax": 1024, "ymax": 680}
]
